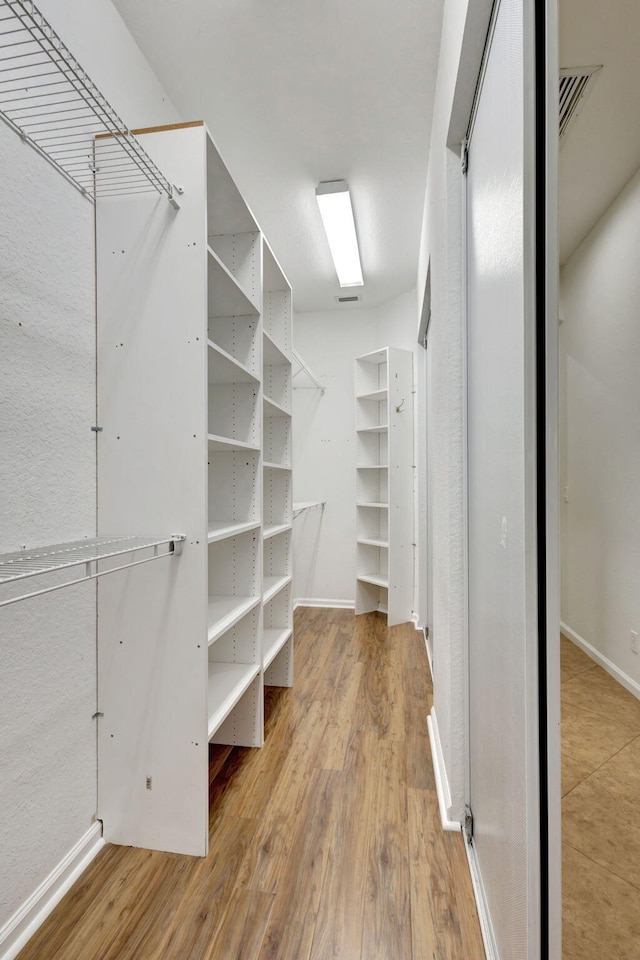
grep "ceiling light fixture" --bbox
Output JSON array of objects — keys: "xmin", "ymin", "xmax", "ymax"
[{"xmin": 315, "ymin": 180, "xmax": 363, "ymax": 287}]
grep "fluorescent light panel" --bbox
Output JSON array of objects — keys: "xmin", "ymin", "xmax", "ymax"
[{"xmin": 316, "ymin": 180, "xmax": 363, "ymax": 287}]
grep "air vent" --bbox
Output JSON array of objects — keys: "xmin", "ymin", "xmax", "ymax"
[
  {"xmin": 335, "ymin": 294, "xmax": 361, "ymax": 303},
  {"xmin": 559, "ymin": 66, "xmax": 602, "ymax": 144}
]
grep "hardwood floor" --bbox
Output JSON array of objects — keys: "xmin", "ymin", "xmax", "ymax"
[
  {"xmin": 561, "ymin": 634, "xmax": 640, "ymax": 959},
  {"xmin": 18, "ymin": 608, "xmax": 484, "ymax": 960}
]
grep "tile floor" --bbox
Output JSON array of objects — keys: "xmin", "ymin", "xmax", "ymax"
[{"xmin": 562, "ymin": 634, "xmax": 640, "ymax": 959}]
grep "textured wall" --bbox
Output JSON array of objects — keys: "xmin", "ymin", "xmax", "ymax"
[
  {"xmin": 0, "ymin": 0, "xmax": 180, "ymax": 930},
  {"xmin": 560, "ymin": 163, "xmax": 640, "ymax": 686},
  {"xmin": 292, "ymin": 291, "xmax": 418, "ymax": 607},
  {"xmin": 0, "ymin": 115, "xmax": 97, "ymax": 925}
]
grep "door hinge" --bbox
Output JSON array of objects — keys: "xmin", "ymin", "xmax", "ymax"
[
  {"xmin": 462, "ymin": 141, "xmax": 469, "ymax": 175},
  {"xmin": 464, "ymin": 804, "xmax": 474, "ymax": 844}
]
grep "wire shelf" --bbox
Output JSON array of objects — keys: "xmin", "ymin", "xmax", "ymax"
[
  {"xmin": 0, "ymin": 534, "xmax": 186, "ymax": 607},
  {"xmin": 293, "ymin": 501, "xmax": 326, "ymax": 518},
  {"xmin": 0, "ymin": 0, "xmax": 180, "ymax": 204}
]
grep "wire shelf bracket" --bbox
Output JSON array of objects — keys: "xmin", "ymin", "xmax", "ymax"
[
  {"xmin": 293, "ymin": 501, "xmax": 326, "ymax": 518},
  {"xmin": 0, "ymin": 0, "xmax": 182, "ymax": 206},
  {"xmin": 292, "ymin": 349, "xmax": 325, "ymax": 393},
  {"xmin": 0, "ymin": 534, "xmax": 186, "ymax": 608}
]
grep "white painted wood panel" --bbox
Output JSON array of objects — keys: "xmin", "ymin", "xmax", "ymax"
[
  {"xmin": 465, "ymin": 0, "xmax": 540, "ymax": 952},
  {"xmin": 96, "ymin": 124, "xmax": 209, "ymax": 856}
]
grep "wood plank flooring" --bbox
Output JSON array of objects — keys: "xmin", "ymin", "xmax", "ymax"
[
  {"xmin": 561, "ymin": 634, "xmax": 640, "ymax": 959},
  {"xmin": 18, "ymin": 608, "xmax": 484, "ymax": 960}
]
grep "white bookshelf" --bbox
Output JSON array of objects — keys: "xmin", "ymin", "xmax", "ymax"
[
  {"xmin": 95, "ymin": 121, "xmax": 294, "ymax": 858},
  {"xmin": 262, "ymin": 240, "xmax": 294, "ymax": 689},
  {"xmin": 355, "ymin": 347, "xmax": 414, "ymax": 626}
]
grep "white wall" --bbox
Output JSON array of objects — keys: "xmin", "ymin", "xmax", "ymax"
[
  {"xmin": 0, "ymin": 0, "xmax": 180, "ymax": 938},
  {"xmin": 416, "ymin": 0, "xmax": 493, "ymax": 822},
  {"xmin": 292, "ymin": 290, "xmax": 418, "ymax": 609},
  {"xmin": 560, "ymin": 163, "xmax": 640, "ymax": 690}
]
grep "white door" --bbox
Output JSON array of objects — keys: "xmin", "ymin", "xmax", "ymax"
[{"xmin": 465, "ymin": 0, "xmax": 546, "ymax": 955}]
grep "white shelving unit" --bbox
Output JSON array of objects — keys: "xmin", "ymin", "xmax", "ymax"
[
  {"xmin": 262, "ymin": 240, "xmax": 294, "ymax": 688},
  {"xmin": 355, "ymin": 347, "xmax": 414, "ymax": 626},
  {"xmin": 95, "ymin": 121, "xmax": 294, "ymax": 858}
]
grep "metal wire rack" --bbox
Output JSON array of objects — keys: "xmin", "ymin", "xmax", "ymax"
[
  {"xmin": 0, "ymin": 0, "xmax": 180, "ymax": 204},
  {"xmin": 0, "ymin": 534, "xmax": 186, "ymax": 608},
  {"xmin": 292, "ymin": 349, "xmax": 325, "ymax": 393},
  {"xmin": 293, "ymin": 501, "xmax": 326, "ymax": 518}
]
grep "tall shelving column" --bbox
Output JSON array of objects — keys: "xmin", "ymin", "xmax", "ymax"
[
  {"xmin": 206, "ymin": 136, "xmax": 264, "ymax": 748},
  {"xmin": 262, "ymin": 240, "xmax": 294, "ymax": 686},
  {"xmin": 95, "ymin": 121, "xmax": 272, "ymax": 858},
  {"xmin": 96, "ymin": 122, "xmax": 211, "ymax": 857},
  {"xmin": 355, "ymin": 347, "xmax": 413, "ymax": 626}
]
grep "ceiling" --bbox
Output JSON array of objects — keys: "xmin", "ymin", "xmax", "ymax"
[
  {"xmin": 112, "ymin": 0, "xmax": 443, "ymax": 313},
  {"xmin": 559, "ymin": 0, "xmax": 640, "ymax": 264}
]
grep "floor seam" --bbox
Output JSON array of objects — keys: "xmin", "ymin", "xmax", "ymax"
[{"xmin": 563, "ymin": 840, "xmax": 640, "ymax": 895}]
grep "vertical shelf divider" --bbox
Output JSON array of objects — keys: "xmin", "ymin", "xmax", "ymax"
[{"xmin": 262, "ymin": 238, "xmax": 294, "ymax": 688}]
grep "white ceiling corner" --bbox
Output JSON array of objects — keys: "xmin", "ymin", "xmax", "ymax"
[{"xmin": 112, "ymin": 0, "xmax": 443, "ymax": 313}]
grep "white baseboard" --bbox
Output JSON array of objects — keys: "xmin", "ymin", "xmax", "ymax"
[
  {"xmin": 464, "ymin": 837, "xmax": 500, "ymax": 960},
  {"xmin": 426, "ymin": 708, "xmax": 460, "ymax": 832},
  {"xmin": 294, "ymin": 598, "xmax": 355, "ymax": 610},
  {"xmin": 561, "ymin": 622, "xmax": 640, "ymax": 702},
  {"xmin": 0, "ymin": 822, "xmax": 104, "ymax": 960},
  {"xmin": 424, "ymin": 629, "xmax": 433, "ymax": 678}
]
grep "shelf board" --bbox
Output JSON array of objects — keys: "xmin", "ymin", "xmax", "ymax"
[
  {"xmin": 356, "ymin": 425, "xmax": 388, "ymax": 434},
  {"xmin": 263, "ymin": 574, "xmax": 292, "ymax": 604},
  {"xmin": 356, "ymin": 464, "xmax": 388, "ymax": 470},
  {"xmin": 357, "ymin": 538, "xmax": 389, "ymax": 549},
  {"xmin": 208, "ymin": 520, "xmax": 260, "ymax": 543},
  {"xmin": 208, "ymin": 341, "xmax": 259, "ymax": 385},
  {"xmin": 356, "ymin": 388, "xmax": 388, "ymax": 402},
  {"xmin": 357, "ymin": 574, "xmax": 389, "ymax": 589},
  {"xmin": 263, "ymin": 461, "xmax": 291, "ymax": 471},
  {"xmin": 263, "ymin": 628, "xmax": 293, "ymax": 670},
  {"xmin": 356, "ymin": 348, "xmax": 388, "ymax": 365},
  {"xmin": 263, "ymin": 395, "xmax": 291, "ymax": 419},
  {"xmin": 263, "ymin": 523, "xmax": 292, "ymax": 540},
  {"xmin": 263, "ymin": 330, "xmax": 289, "ymax": 365},
  {"xmin": 207, "ymin": 661, "xmax": 261, "ymax": 740},
  {"xmin": 356, "ymin": 502, "xmax": 389, "ymax": 509},
  {"xmin": 208, "ymin": 434, "xmax": 261, "ymax": 453},
  {"xmin": 207, "ymin": 246, "xmax": 260, "ymax": 318},
  {"xmin": 208, "ymin": 595, "xmax": 261, "ymax": 645}
]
